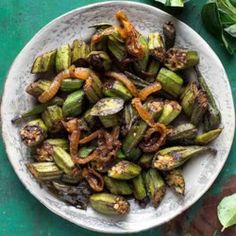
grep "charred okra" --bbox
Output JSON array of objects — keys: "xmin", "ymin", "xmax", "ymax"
[
  {"xmin": 145, "ymin": 168, "xmax": 166, "ymax": 208},
  {"xmin": 31, "ymin": 49, "xmax": 57, "ymax": 74},
  {"xmin": 41, "ymin": 105, "xmax": 63, "ymax": 133},
  {"xmin": 164, "ymin": 168, "xmax": 185, "ymax": 195},
  {"xmin": 71, "ymin": 39, "xmax": 90, "ymax": 65},
  {"xmin": 26, "ymin": 80, "xmax": 52, "ymax": 98},
  {"xmin": 153, "ymin": 145, "xmax": 216, "ymax": 171},
  {"xmin": 165, "ymin": 48, "xmax": 199, "ymax": 71},
  {"xmin": 20, "ymin": 119, "xmax": 47, "ymax": 146},
  {"xmin": 163, "ymin": 21, "xmax": 176, "ymax": 50},
  {"xmin": 90, "ymin": 193, "xmax": 130, "ymax": 215},
  {"xmin": 36, "ymin": 138, "xmax": 68, "ymax": 162},
  {"xmin": 60, "ymin": 79, "xmax": 84, "ymax": 92},
  {"xmin": 87, "ymin": 51, "xmax": 111, "ymax": 71}
]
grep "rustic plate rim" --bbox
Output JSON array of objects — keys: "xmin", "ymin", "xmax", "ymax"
[{"xmin": 1, "ymin": 1, "xmax": 235, "ymax": 233}]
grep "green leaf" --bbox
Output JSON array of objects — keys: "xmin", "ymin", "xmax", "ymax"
[
  {"xmin": 217, "ymin": 193, "xmax": 236, "ymax": 231},
  {"xmin": 201, "ymin": 1, "xmax": 222, "ymax": 40},
  {"xmin": 154, "ymin": 0, "xmax": 185, "ymax": 7},
  {"xmin": 222, "ymin": 31, "xmax": 236, "ymax": 54},
  {"xmin": 225, "ymin": 24, "xmax": 236, "ymax": 37}
]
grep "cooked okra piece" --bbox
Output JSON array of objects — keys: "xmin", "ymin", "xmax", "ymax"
[
  {"xmin": 62, "ymin": 90, "xmax": 85, "ymax": 117},
  {"xmin": 167, "ymin": 123, "xmax": 198, "ymax": 141},
  {"xmin": 153, "ymin": 145, "xmax": 216, "ymax": 171},
  {"xmin": 124, "ymin": 71, "xmax": 150, "ymax": 89},
  {"xmin": 146, "ymin": 59, "xmax": 160, "ymax": 82},
  {"xmin": 108, "ymin": 160, "xmax": 141, "ymax": 180},
  {"xmin": 195, "ymin": 67, "xmax": 221, "ymax": 131},
  {"xmin": 126, "ymin": 147, "xmax": 142, "ymax": 162},
  {"xmin": 148, "ymin": 32, "xmax": 165, "ymax": 62},
  {"xmin": 36, "ymin": 138, "xmax": 69, "ymax": 162},
  {"xmin": 195, "ymin": 128, "xmax": 223, "ymax": 145},
  {"xmin": 52, "ymin": 146, "xmax": 74, "ymax": 174},
  {"xmin": 87, "ymin": 51, "xmax": 111, "ymax": 71},
  {"xmin": 26, "ymin": 79, "xmax": 52, "ymax": 98},
  {"xmin": 78, "ymin": 146, "xmax": 96, "ymax": 158},
  {"xmin": 90, "ymin": 97, "xmax": 124, "ymax": 128},
  {"xmin": 90, "ymin": 193, "xmax": 130, "ymax": 215},
  {"xmin": 41, "ymin": 105, "xmax": 63, "ymax": 133},
  {"xmin": 158, "ymin": 100, "xmax": 182, "ymax": 125},
  {"xmin": 104, "ymin": 176, "xmax": 133, "ymax": 195},
  {"xmin": 144, "ymin": 168, "xmax": 166, "ymax": 208},
  {"xmin": 71, "ymin": 39, "xmax": 90, "ymax": 65},
  {"xmin": 163, "ymin": 21, "xmax": 176, "ymax": 50},
  {"xmin": 60, "ymin": 79, "xmax": 84, "ymax": 92},
  {"xmin": 108, "ymin": 34, "xmax": 126, "ymax": 62},
  {"xmin": 132, "ymin": 174, "xmax": 147, "ymax": 200},
  {"xmin": 156, "ymin": 68, "xmax": 183, "ymax": 98},
  {"xmin": 61, "ymin": 172, "xmax": 82, "ymax": 184},
  {"xmin": 165, "ymin": 48, "xmax": 199, "ymax": 71},
  {"xmin": 31, "ymin": 49, "xmax": 57, "ymax": 74},
  {"xmin": 55, "ymin": 43, "xmax": 71, "ymax": 73},
  {"xmin": 20, "ymin": 119, "xmax": 47, "ymax": 146},
  {"xmin": 164, "ymin": 168, "xmax": 185, "ymax": 195},
  {"xmin": 190, "ymin": 90, "xmax": 208, "ymax": 126},
  {"xmin": 12, "ymin": 97, "xmax": 64, "ymax": 123},
  {"xmin": 83, "ymin": 108, "xmax": 97, "ymax": 128},
  {"xmin": 103, "ymin": 80, "xmax": 132, "ymax": 101},
  {"xmin": 27, "ymin": 162, "xmax": 63, "ymax": 181},
  {"xmin": 181, "ymin": 81, "xmax": 199, "ymax": 117},
  {"xmin": 138, "ymin": 154, "xmax": 153, "ymax": 168}
]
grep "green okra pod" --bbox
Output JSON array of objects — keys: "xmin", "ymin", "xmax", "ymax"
[
  {"xmin": 26, "ymin": 79, "xmax": 52, "ymax": 98},
  {"xmin": 153, "ymin": 145, "xmax": 216, "ymax": 171},
  {"xmin": 90, "ymin": 193, "xmax": 130, "ymax": 215},
  {"xmin": 195, "ymin": 128, "xmax": 223, "ymax": 145},
  {"xmin": 31, "ymin": 49, "xmax": 57, "ymax": 74},
  {"xmin": 144, "ymin": 168, "xmax": 166, "ymax": 208},
  {"xmin": 156, "ymin": 68, "xmax": 183, "ymax": 98},
  {"xmin": 71, "ymin": 39, "xmax": 90, "ymax": 65},
  {"xmin": 108, "ymin": 160, "xmax": 141, "ymax": 180},
  {"xmin": 148, "ymin": 32, "xmax": 165, "ymax": 62},
  {"xmin": 62, "ymin": 90, "xmax": 85, "ymax": 117},
  {"xmin": 103, "ymin": 80, "xmax": 132, "ymax": 101},
  {"xmin": 36, "ymin": 138, "xmax": 69, "ymax": 162},
  {"xmin": 52, "ymin": 146, "xmax": 74, "ymax": 174},
  {"xmin": 104, "ymin": 176, "xmax": 133, "ymax": 195},
  {"xmin": 195, "ymin": 67, "xmax": 221, "ymax": 131},
  {"xmin": 132, "ymin": 174, "xmax": 147, "ymax": 200},
  {"xmin": 55, "ymin": 43, "xmax": 71, "ymax": 73},
  {"xmin": 27, "ymin": 162, "xmax": 63, "ymax": 181},
  {"xmin": 158, "ymin": 100, "xmax": 182, "ymax": 125},
  {"xmin": 41, "ymin": 105, "xmax": 63, "ymax": 133},
  {"xmin": 167, "ymin": 123, "xmax": 198, "ymax": 141},
  {"xmin": 60, "ymin": 79, "xmax": 84, "ymax": 92},
  {"xmin": 12, "ymin": 97, "xmax": 64, "ymax": 123}
]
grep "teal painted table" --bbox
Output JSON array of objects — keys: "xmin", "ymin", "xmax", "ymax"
[{"xmin": 0, "ymin": 1, "xmax": 235, "ymax": 235}]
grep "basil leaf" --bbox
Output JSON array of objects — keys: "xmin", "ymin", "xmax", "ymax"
[
  {"xmin": 217, "ymin": 193, "xmax": 236, "ymax": 231},
  {"xmin": 217, "ymin": 0, "xmax": 236, "ymax": 24},
  {"xmin": 225, "ymin": 24, "xmax": 236, "ymax": 37},
  {"xmin": 222, "ymin": 31, "xmax": 236, "ymax": 54}
]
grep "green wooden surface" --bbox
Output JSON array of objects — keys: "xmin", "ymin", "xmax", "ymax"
[{"xmin": 0, "ymin": 0, "xmax": 235, "ymax": 235}]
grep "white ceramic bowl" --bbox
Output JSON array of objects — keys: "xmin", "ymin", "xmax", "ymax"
[{"xmin": 1, "ymin": 1, "xmax": 235, "ymax": 233}]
